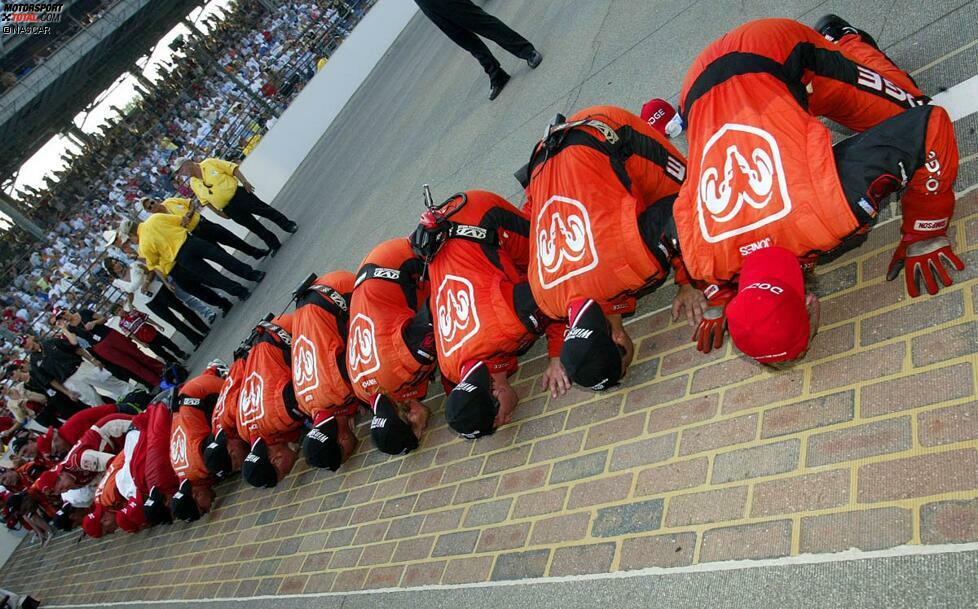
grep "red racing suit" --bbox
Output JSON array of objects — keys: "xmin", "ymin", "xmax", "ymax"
[
  {"xmin": 522, "ymin": 105, "xmax": 688, "ymax": 321},
  {"xmin": 676, "ymin": 18, "xmax": 958, "ymax": 285},
  {"xmin": 347, "ymin": 239, "xmax": 434, "ymax": 402},
  {"xmin": 212, "ymin": 355, "xmax": 248, "ymax": 440},
  {"xmin": 235, "ymin": 314, "xmax": 303, "ymax": 446},
  {"xmin": 94, "ymin": 451, "xmax": 127, "ymax": 511},
  {"xmin": 291, "ymin": 271, "xmax": 360, "ymax": 423},
  {"xmin": 122, "ymin": 403, "xmax": 178, "ymax": 503},
  {"xmin": 171, "ymin": 371, "xmax": 225, "ymax": 485},
  {"xmin": 425, "ymin": 190, "xmax": 564, "ymax": 383},
  {"xmin": 60, "ymin": 413, "xmax": 134, "ymax": 474}
]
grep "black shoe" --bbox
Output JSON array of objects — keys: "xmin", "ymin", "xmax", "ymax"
[
  {"xmin": 176, "ymin": 351, "xmax": 190, "ymax": 361},
  {"xmin": 813, "ymin": 14, "xmax": 878, "ymax": 47},
  {"xmin": 249, "ymin": 270, "xmax": 266, "ymax": 283},
  {"xmin": 269, "ymin": 244, "xmax": 282, "ymax": 258},
  {"xmin": 527, "ymin": 50, "xmax": 543, "ymax": 69},
  {"xmin": 283, "ymin": 221, "xmax": 298, "ymax": 234},
  {"xmin": 219, "ymin": 302, "xmax": 232, "ymax": 318},
  {"xmin": 251, "ymin": 248, "xmax": 270, "ymax": 259},
  {"xmin": 240, "ymin": 290, "xmax": 252, "ymax": 301},
  {"xmin": 489, "ymin": 72, "xmax": 510, "ymax": 101}
]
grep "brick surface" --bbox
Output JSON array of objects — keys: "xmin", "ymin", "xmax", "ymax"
[
  {"xmin": 665, "ymin": 487, "xmax": 748, "ymax": 527},
  {"xmin": 634, "ymin": 457, "xmax": 708, "ymax": 496},
  {"xmin": 721, "ymin": 370, "xmax": 805, "ymax": 414},
  {"xmin": 858, "ymin": 449, "xmax": 978, "ymax": 502},
  {"xmin": 711, "ymin": 440, "xmax": 800, "ymax": 484},
  {"xmin": 441, "ymin": 556, "xmax": 493, "ymax": 584},
  {"xmin": 490, "ymin": 550, "xmax": 550, "ymax": 581},
  {"xmin": 861, "ymin": 362, "xmax": 974, "ymax": 417},
  {"xmin": 402, "ymin": 561, "xmax": 447, "ymax": 587},
  {"xmin": 619, "ymin": 532, "xmax": 696, "ymax": 570},
  {"xmin": 566, "ymin": 473, "xmax": 633, "ymax": 509},
  {"xmin": 761, "ymin": 391, "xmax": 854, "ymax": 438},
  {"xmin": 482, "ymin": 446, "xmax": 531, "ymax": 475},
  {"xmin": 919, "ymin": 401, "xmax": 978, "ymax": 446},
  {"xmin": 549, "ymin": 451, "xmax": 608, "ymax": 484},
  {"xmin": 497, "ymin": 465, "xmax": 549, "ymax": 496},
  {"xmin": 804, "ymin": 323, "xmax": 857, "ymax": 362},
  {"xmin": 549, "ymin": 543, "xmax": 616, "ymax": 576},
  {"xmin": 592, "ymin": 499, "xmax": 663, "ymax": 537},
  {"xmin": 700, "ymin": 520, "xmax": 792, "ymax": 562},
  {"xmin": 585, "ymin": 412, "xmax": 646, "ymax": 449},
  {"xmin": 751, "ymin": 470, "xmax": 850, "ymax": 517},
  {"xmin": 912, "ymin": 321, "xmax": 978, "ymax": 367},
  {"xmin": 807, "ymin": 417, "xmax": 912, "ymax": 467},
  {"xmin": 529, "ymin": 431, "xmax": 585, "ymax": 463},
  {"xmin": 820, "ymin": 279, "xmax": 904, "ymax": 325},
  {"xmin": 463, "ymin": 499, "xmax": 513, "ymax": 528},
  {"xmin": 679, "ymin": 414, "xmax": 757, "ymax": 456},
  {"xmin": 512, "ymin": 488, "xmax": 568, "ymax": 518},
  {"xmin": 564, "ymin": 396, "xmax": 623, "ymax": 429},
  {"xmin": 920, "ymin": 498, "xmax": 978, "ymax": 544},
  {"xmin": 810, "ymin": 343, "xmax": 905, "ymax": 393},
  {"xmin": 860, "ymin": 290, "xmax": 964, "ymax": 345},
  {"xmin": 431, "ymin": 531, "xmax": 479, "ymax": 557},
  {"xmin": 624, "ymin": 376, "xmax": 688, "ymax": 413},
  {"xmin": 800, "ymin": 508, "xmax": 912, "ymax": 552},
  {"xmin": 647, "ymin": 394, "xmax": 718, "ymax": 434},
  {"xmin": 690, "ymin": 358, "xmax": 762, "ymax": 394},
  {"xmin": 476, "ymin": 523, "xmax": 530, "ymax": 553},
  {"xmin": 529, "ymin": 512, "xmax": 591, "ymax": 545},
  {"xmin": 608, "ymin": 433, "xmax": 677, "ymax": 471}
]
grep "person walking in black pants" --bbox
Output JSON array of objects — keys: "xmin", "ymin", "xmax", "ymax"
[
  {"xmin": 414, "ymin": 0, "xmax": 543, "ymax": 100},
  {"xmin": 140, "ymin": 196, "xmax": 269, "ymax": 260},
  {"xmin": 127, "ymin": 214, "xmax": 265, "ymax": 317},
  {"xmin": 173, "ymin": 156, "xmax": 297, "ymax": 255}
]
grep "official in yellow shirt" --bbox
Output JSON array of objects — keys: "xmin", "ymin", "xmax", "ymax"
[
  {"xmin": 124, "ymin": 213, "xmax": 266, "ymax": 315},
  {"xmin": 172, "ymin": 156, "xmax": 298, "ymax": 255},
  {"xmin": 140, "ymin": 197, "xmax": 267, "ymax": 259}
]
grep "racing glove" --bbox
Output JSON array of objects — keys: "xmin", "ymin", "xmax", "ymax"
[
  {"xmin": 887, "ymin": 235, "xmax": 964, "ymax": 297},
  {"xmin": 693, "ymin": 286, "xmax": 735, "ymax": 354}
]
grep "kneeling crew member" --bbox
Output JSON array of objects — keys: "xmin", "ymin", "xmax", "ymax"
[
  {"xmin": 291, "ymin": 272, "xmax": 361, "ymax": 471},
  {"xmin": 518, "ymin": 104, "xmax": 699, "ymax": 391},
  {"xmin": 347, "ymin": 239, "xmax": 435, "ymax": 456},
  {"xmin": 674, "ymin": 17, "xmax": 961, "ymax": 365}
]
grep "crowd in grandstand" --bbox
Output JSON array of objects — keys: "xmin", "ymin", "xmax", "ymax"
[{"xmin": 0, "ymin": 0, "xmax": 369, "ymax": 387}]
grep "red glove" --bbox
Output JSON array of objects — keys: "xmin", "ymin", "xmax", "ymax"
[
  {"xmin": 887, "ymin": 235, "xmax": 964, "ymax": 297},
  {"xmin": 693, "ymin": 286, "xmax": 735, "ymax": 354}
]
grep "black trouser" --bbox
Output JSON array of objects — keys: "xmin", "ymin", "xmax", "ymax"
[
  {"xmin": 193, "ymin": 216, "xmax": 265, "ymax": 258},
  {"xmin": 145, "ymin": 332, "xmax": 185, "ymax": 362},
  {"xmin": 414, "ymin": 0, "xmax": 535, "ymax": 84},
  {"xmin": 172, "ymin": 235, "xmax": 256, "ymax": 299},
  {"xmin": 169, "ymin": 266, "xmax": 233, "ymax": 310},
  {"xmin": 146, "ymin": 287, "xmax": 208, "ymax": 345},
  {"xmin": 223, "ymin": 189, "xmax": 293, "ymax": 250}
]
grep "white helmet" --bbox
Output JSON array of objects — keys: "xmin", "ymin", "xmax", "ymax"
[{"xmin": 206, "ymin": 358, "xmax": 229, "ymax": 378}]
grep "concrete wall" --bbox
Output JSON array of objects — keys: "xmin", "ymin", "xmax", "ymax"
[{"xmin": 239, "ymin": 0, "xmax": 419, "ymax": 201}]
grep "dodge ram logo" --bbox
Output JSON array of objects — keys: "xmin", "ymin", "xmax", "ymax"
[
  {"xmin": 436, "ymin": 274, "xmax": 480, "ymax": 356},
  {"xmin": 535, "ymin": 195, "xmax": 598, "ymax": 289}
]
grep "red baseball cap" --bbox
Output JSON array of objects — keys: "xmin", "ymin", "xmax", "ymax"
[
  {"xmin": 725, "ymin": 247, "xmax": 811, "ymax": 363},
  {"xmin": 82, "ymin": 505, "xmax": 105, "ymax": 538},
  {"xmin": 640, "ymin": 98, "xmax": 682, "ymax": 137},
  {"xmin": 116, "ymin": 498, "xmax": 146, "ymax": 533},
  {"xmin": 34, "ymin": 468, "xmax": 58, "ymax": 493}
]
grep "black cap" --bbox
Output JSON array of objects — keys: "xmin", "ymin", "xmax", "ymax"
[
  {"xmin": 170, "ymin": 479, "xmax": 201, "ymax": 522},
  {"xmin": 445, "ymin": 361, "xmax": 497, "ymax": 439},
  {"xmin": 242, "ymin": 438, "xmax": 278, "ymax": 488},
  {"xmin": 9, "ymin": 435, "xmax": 28, "ymax": 455},
  {"xmin": 53, "ymin": 502, "xmax": 73, "ymax": 531},
  {"xmin": 370, "ymin": 395, "xmax": 419, "ymax": 455},
  {"xmin": 302, "ymin": 416, "xmax": 343, "ymax": 471},
  {"xmin": 142, "ymin": 486, "xmax": 173, "ymax": 526},
  {"xmin": 203, "ymin": 430, "xmax": 231, "ymax": 477},
  {"xmin": 559, "ymin": 299, "xmax": 623, "ymax": 391}
]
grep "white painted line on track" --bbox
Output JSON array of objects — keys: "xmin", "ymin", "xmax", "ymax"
[
  {"xmin": 933, "ymin": 73, "xmax": 978, "ymax": 121},
  {"xmin": 911, "ymin": 38, "xmax": 978, "ymax": 76},
  {"xmin": 47, "ymin": 541, "xmax": 978, "ymax": 608}
]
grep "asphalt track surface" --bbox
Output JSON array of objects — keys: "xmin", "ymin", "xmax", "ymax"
[{"xmin": 143, "ymin": 0, "xmax": 978, "ymax": 607}]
